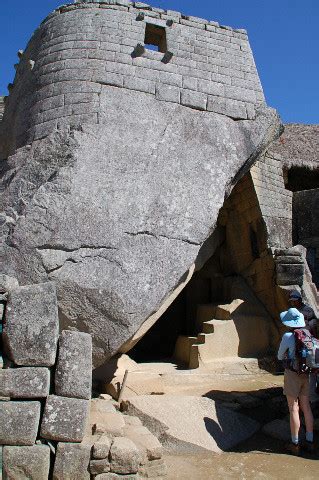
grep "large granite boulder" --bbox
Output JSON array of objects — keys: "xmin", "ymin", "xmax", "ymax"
[{"xmin": 0, "ymin": 86, "xmax": 281, "ymax": 366}]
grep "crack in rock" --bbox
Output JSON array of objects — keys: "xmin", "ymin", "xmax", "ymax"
[{"xmin": 125, "ymin": 231, "xmax": 200, "ymax": 246}]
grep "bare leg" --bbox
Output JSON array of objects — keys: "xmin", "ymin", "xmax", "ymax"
[
  {"xmin": 299, "ymin": 395, "xmax": 314, "ymax": 435},
  {"xmin": 286, "ymin": 395, "xmax": 300, "ymax": 440}
]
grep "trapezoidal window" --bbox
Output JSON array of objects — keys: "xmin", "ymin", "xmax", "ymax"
[{"xmin": 144, "ymin": 23, "xmax": 167, "ymax": 53}]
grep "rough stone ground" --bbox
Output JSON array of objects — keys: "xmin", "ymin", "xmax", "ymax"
[
  {"xmin": 105, "ymin": 360, "xmax": 319, "ymax": 477},
  {"xmin": 164, "ymin": 448, "xmax": 319, "ymax": 480}
]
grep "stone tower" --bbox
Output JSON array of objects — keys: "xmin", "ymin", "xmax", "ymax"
[{"xmin": 0, "ymin": 1, "xmax": 282, "ymax": 365}]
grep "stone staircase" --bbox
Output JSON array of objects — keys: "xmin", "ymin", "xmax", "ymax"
[{"xmin": 174, "ymin": 277, "xmax": 273, "ymax": 371}]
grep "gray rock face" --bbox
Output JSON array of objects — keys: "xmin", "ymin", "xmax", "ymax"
[
  {"xmin": 53, "ymin": 443, "xmax": 91, "ymax": 480},
  {"xmin": 124, "ymin": 395, "xmax": 260, "ymax": 453},
  {"xmin": 40, "ymin": 395, "xmax": 89, "ymax": 442},
  {"xmin": 0, "ymin": 401, "xmax": 41, "ymax": 445},
  {"xmin": 55, "ymin": 330, "xmax": 92, "ymax": 400},
  {"xmin": 3, "ymin": 445, "xmax": 50, "ymax": 480},
  {"xmin": 0, "ymin": 83, "xmax": 281, "ymax": 365},
  {"xmin": 3, "ymin": 282, "xmax": 59, "ymax": 366},
  {"xmin": 0, "ymin": 274, "xmax": 18, "ymax": 292},
  {"xmin": 0, "ymin": 367, "xmax": 50, "ymax": 398}
]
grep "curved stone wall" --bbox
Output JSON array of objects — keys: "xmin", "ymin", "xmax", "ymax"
[{"xmin": 1, "ymin": 0, "xmax": 265, "ymax": 156}]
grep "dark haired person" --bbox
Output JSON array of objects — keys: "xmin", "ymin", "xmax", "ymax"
[{"xmin": 288, "ymin": 290, "xmax": 317, "ymax": 336}]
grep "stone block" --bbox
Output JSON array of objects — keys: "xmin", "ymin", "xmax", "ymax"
[
  {"xmin": 90, "ymin": 459, "xmax": 111, "ymax": 475},
  {"xmin": 180, "ymin": 19, "xmax": 205, "ymax": 29},
  {"xmin": 207, "ymin": 95, "xmax": 247, "ymax": 119},
  {"xmin": 182, "ymin": 77, "xmax": 198, "ymax": 91},
  {"xmin": 0, "ymin": 401, "xmax": 41, "ymax": 445},
  {"xmin": 124, "ymin": 426, "xmax": 162, "ymax": 461},
  {"xmin": 276, "ymin": 263, "xmax": 304, "ymax": 286},
  {"xmin": 53, "ymin": 443, "xmax": 91, "ymax": 480},
  {"xmin": 139, "ymin": 458, "xmax": 167, "ymax": 478},
  {"xmin": 116, "ymin": 0, "xmax": 131, "ymax": 6},
  {"xmin": 41, "ymin": 395, "xmax": 89, "ymax": 442},
  {"xmin": 123, "ymin": 77, "xmax": 156, "ymax": 94},
  {"xmin": 225, "ymin": 85, "xmax": 256, "ymax": 103},
  {"xmin": 197, "ymin": 79, "xmax": 224, "ymax": 96},
  {"xmin": 3, "ymin": 282, "xmax": 59, "ymax": 366},
  {"xmin": 159, "ymin": 71, "xmax": 182, "ymax": 87},
  {"xmin": 275, "ymin": 255, "xmax": 304, "ymax": 265},
  {"xmin": 93, "ymin": 435, "xmax": 112, "ymax": 459},
  {"xmin": 55, "ymin": 330, "xmax": 92, "ymax": 400},
  {"xmin": 155, "ymin": 84, "xmax": 180, "ymax": 103},
  {"xmin": 92, "ymin": 412, "xmax": 125, "ymax": 436},
  {"xmin": 110, "ymin": 437, "xmax": 141, "ymax": 474},
  {"xmin": 186, "ymin": 15, "xmax": 208, "ymax": 24},
  {"xmin": 166, "ymin": 9, "xmax": 181, "ymax": 20},
  {"xmin": 3, "ymin": 446, "xmax": 50, "ymax": 480},
  {"xmin": 246, "ymin": 102, "xmax": 256, "ymax": 119},
  {"xmin": 0, "ymin": 367, "xmax": 50, "ymax": 398},
  {"xmin": 99, "ymin": 72, "xmax": 124, "ymax": 88},
  {"xmin": 180, "ymin": 90, "xmax": 207, "ymax": 110}
]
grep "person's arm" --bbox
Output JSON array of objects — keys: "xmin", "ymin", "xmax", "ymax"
[{"xmin": 277, "ymin": 333, "xmax": 293, "ymax": 360}]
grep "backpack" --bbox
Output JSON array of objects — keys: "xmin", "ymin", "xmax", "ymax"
[{"xmin": 290, "ymin": 328, "xmax": 319, "ymax": 374}]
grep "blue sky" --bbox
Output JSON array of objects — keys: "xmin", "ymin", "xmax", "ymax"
[{"xmin": 0, "ymin": 0, "xmax": 318, "ymax": 124}]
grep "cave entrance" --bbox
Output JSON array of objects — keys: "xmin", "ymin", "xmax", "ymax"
[{"xmin": 129, "ymin": 172, "xmax": 274, "ymax": 366}]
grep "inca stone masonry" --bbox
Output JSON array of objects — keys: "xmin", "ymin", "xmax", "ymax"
[{"xmin": 0, "ymin": 0, "xmax": 318, "ymax": 369}]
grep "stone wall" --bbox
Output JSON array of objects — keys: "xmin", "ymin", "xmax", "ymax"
[
  {"xmin": 0, "ymin": 278, "xmax": 92, "ymax": 478},
  {"xmin": 251, "ymin": 152, "xmax": 293, "ymax": 249},
  {"xmin": 0, "ymin": 0, "xmax": 265, "ymax": 156},
  {"xmin": 218, "ymin": 172, "xmax": 280, "ymax": 346}
]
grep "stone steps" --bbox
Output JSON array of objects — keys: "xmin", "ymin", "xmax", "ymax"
[{"xmin": 174, "ymin": 286, "xmax": 272, "ymax": 371}]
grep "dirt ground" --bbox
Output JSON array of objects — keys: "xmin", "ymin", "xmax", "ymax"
[
  {"xmin": 120, "ymin": 362, "xmax": 319, "ymax": 479},
  {"xmin": 165, "ymin": 449, "xmax": 318, "ymax": 480}
]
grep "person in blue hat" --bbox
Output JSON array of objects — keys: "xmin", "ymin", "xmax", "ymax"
[
  {"xmin": 288, "ymin": 289, "xmax": 318, "ymax": 403},
  {"xmin": 277, "ymin": 307, "xmax": 314, "ymax": 455}
]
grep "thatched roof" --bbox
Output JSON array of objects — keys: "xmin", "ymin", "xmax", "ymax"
[{"xmin": 268, "ymin": 124, "xmax": 319, "ymax": 170}]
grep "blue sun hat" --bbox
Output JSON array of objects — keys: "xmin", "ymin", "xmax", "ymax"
[{"xmin": 280, "ymin": 307, "xmax": 305, "ymax": 328}]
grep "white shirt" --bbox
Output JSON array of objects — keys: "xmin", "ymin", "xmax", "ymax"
[{"xmin": 277, "ymin": 332, "xmax": 296, "ymax": 360}]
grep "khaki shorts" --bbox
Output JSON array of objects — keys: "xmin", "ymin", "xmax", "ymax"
[{"xmin": 284, "ymin": 369, "xmax": 310, "ymax": 398}]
